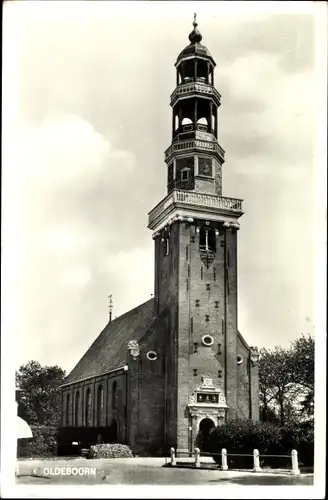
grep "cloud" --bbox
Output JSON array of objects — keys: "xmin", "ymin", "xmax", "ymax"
[{"xmin": 3, "ymin": 3, "xmax": 318, "ymax": 369}]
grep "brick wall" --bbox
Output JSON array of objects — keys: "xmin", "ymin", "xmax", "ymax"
[
  {"xmin": 175, "ymin": 156, "xmax": 195, "ymax": 191},
  {"xmin": 213, "ymin": 159, "xmax": 222, "ymax": 195},
  {"xmin": 128, "ymin": 314, "xmax": 166, "ymax": 455},
  {"xmin": 236, "ymin": 334, "xmax": 251, "ymax": 419},
  {"xmin": 153, "ymin": 219, "xmax": 244, "ymax": 451},
  {"xmin": 175, "ymin": 221, "xmax": 238, "ymax": 450},
  {"xmin": 224, "ymin": 227, "xmax": 238, "ymax": 419},
  {"xmin": 250, "ymin": 360, "xmax": 260, "ymax": 421},
  {"xmin": 194, "ymin": 177, "xmax": 216, "ymax": 194},
  {"xmin": 60, "ymin": 369, "xmax": 127, "ymax": 443},
  {"xmin": 154, "ymin": 224, "xmax": 180, "ymax": 449}
]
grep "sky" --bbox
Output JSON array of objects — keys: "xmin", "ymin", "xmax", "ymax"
[{"xmin": 2, "ymin": 1, "xmax": 326, "ymax": 375}]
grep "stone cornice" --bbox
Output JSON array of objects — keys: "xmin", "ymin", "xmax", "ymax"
[{"xmin": 148, "ymin": 190, "xmax": 243, "ymax": 233}]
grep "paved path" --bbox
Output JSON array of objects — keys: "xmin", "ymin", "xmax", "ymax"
[{"xmin": 16, "ymin": 458, "xmax": 314, "ymax": 486}]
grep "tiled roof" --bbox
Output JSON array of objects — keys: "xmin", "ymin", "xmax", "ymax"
[{"xmin": 63, "ymin": 299, "xmax": 155, "ymax": 386}]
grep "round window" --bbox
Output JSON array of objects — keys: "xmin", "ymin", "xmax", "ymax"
[
  {"xmin": 147, "ymin": 351, "xmax": 158, "ymax": 361},
  {"xmin": 201, "ymin": 335, "xmax": 214, "ymax": 347},
  {"xmin": 237, "ymin": 355, "xmax": 244, "ymax": 365}
]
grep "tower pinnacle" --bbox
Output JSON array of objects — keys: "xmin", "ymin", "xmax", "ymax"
[{"xmin": 189, "ymin": 13, "xmax": 202, "ymax": 44}]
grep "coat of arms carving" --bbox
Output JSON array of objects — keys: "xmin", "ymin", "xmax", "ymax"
[
  {"xmin": 250, "ymin": 346, "xmax": 260, "ymax": 366},
  {"xmin": 127, "ymin": 340, "xmax": 140, "ymax": 360},
  {"xmin": 201, "ymin": 375, "xmax": 214, "ymax": 388}
]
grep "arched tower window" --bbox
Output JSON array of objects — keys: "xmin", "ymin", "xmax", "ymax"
[
  {"xmin": 112, "ymin": 381, "xmax": 117, "ymax": 409},
  {"xmin": 65, "ymin": 393, "xmax": 71, "ymax": 426},
  {"xmin": 162, "ymin": 228, "xmax": 170, "ymax": 256},
  {"xmin": 199, "ymin": 226, "xmax": 216, "ymax": 253},
  {"xmin": 174, "ymin": 115, "xmax": 179, "ymax": 131},
  {"xmin": 199, "ymin": 225, "xmax": 217, "ymax": 269},
  {"xmin": 74, "ymin": 391, "xmax": 80, "ymax": 427},
  {"xmin": 85, "ymin": 388, "xmax": 92, "ymax": 427},
  {"xmin": 97, "ymin": 385, "xmax": 104, "ymax": 427}
]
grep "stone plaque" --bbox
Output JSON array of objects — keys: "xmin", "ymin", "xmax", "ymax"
[
  {"xmin": 197, "ymin": 393, "xmax": 219, "ymax": 404},
  {"xmin": 198, "ymin": 157, "xmax": 212, "ymax": 177}
]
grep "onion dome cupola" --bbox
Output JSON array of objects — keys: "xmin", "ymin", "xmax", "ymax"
[
  {"xmin": 176, "ymin": 14, "xmax": 216, "ymax": 79},
  {"xmin": 165, "ymin": 15, "xmax": 225, "ymax": 197}
]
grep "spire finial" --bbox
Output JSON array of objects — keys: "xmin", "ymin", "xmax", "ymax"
[
  {"xmin": 108, "ymin": 294, "xmax": 113, "ymax": 322},
  {"xmin": 189, "ymin": 13, "xmax": 202, "ymax": 44}
]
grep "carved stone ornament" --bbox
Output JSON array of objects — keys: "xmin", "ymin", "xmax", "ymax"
[
  {"xmin": 250, "ymin": 346, "xmax": 260, "ymax": 367},
  {"xmin": 223, "ymin": 221, "xmax": 240, "ymax": 230},
  {"xmin": 199, "ymin": 249, "xmax": 215, "ymax": 269},
  {"xmin": 187, "ymin": 374, "xmax": 228, "ymax": 413},
  {"xmin": 201, "ymin": 375, "xmax": 215, "ymax": 389},
  {"xmin": 188, "ymin": 394, "xmax": 196, "ymax": 405},
  {"xmin": 127, "ymin": 340, "xmax": 140, "ymax": 360},
  {"xmin": 159, "ymin": 215, "xmax": 195, "ymax": 231}
]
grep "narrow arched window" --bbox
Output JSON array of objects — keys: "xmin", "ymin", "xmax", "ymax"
[
  {"xmin": 66, "ymin": 393, "xmax": 71, "ymax": 426},
  {"xmin": 85, "ymin": 388, "xmax": 92, "ymax": 427},
  {"xmin": 208, "ymin": 228, "xmax": 216, "ymax": 253},
  {"xmin": 162, "ymin": 229, "xmax": 170, "ymax": 256},
  {"xmin": 112, "ymin": 381, "xmax": 117, "ymax": 409},
  {"xmin": 97, "ymin": 385, "xmax": 104, "ymax": 427},
  {"xmin": 199, "ymin": 226, "xmax": 216, "ymax": 253},
  {"xmin": 174, "ymin": 115, "xmax": 179, "ymax": 131},
  {"xmin": 181, "ymin": 168, "xmax": 190, "ymax": 181},
  {"xmin": 197, "ymin": 117, "xmax": 208, "ymax": 132},
  {"xmin": 74, "ymin": 391, "xmax": 80, "ymax": 426}
]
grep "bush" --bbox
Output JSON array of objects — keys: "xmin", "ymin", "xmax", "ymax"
[
  {"xmin": 207, "ymin": 419, "xmax": 314, "ymax": 468},
  {"xmin": 88, "ymin": 443, "xmax": 133, "ymax": 459},
  {"xmin": 280, "ymin": 419, "xmax": 314, "ymax": 466},
  {"xmin": 17, "ymin": 425, "xmax": 58, "ymax": 458}
]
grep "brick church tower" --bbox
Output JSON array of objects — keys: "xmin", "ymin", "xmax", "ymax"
[
  {"xmin": 148, "ymin": 16, "xmax": 259, "ymax": 452},
  {"xmin": 59, "ymin": 16, "xmax": 259, "ymax": 458}
]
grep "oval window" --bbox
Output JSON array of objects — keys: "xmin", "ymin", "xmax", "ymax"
[
  {"xmin": 237, "ymin": 355, "xmax": 244, "ymax": 365},
  {"xmin": 201, "ymin": 335, "xmax": 214, "ymax": 347},
  {"xmin": 147, "ymin": 351, "xmax": 158, "ymax": 361}
]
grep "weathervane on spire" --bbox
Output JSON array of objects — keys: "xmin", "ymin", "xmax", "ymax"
[
  {"xmin": 189, "ymin": 12, "xmax": 202, "ymax": 44},
  {"xmin": 108, "ymin": 294, "xmax": 113, "ymax": 322}
]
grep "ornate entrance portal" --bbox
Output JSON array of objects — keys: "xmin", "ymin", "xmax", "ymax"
[{"xmin": 188, "ymin": 375, "xmax": 227, "ymax": 451}]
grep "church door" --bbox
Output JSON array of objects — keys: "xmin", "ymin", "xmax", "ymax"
[
  {"xmin": 197, "ymin": 418, "xmax": 215, "ymax": 452},
  {"xmin": 109, "ymin": 419, "xmax": 118, "ymax": 443}
]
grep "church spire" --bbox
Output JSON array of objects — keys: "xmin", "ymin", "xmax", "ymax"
[
  {"xmin": 188, "ymin": 13, "xmax": 203, "ymax": 44},
  {"xmin": 148, "ymin": 19, "xmax": 243, "ymax": 235}
]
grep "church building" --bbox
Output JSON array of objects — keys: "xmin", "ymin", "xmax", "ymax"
[{"xmin": 59, "ymin": 17, "xmax": 260, "ymax": 456}]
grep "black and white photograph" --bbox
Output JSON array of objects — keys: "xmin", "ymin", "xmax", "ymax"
[{"xmin": 1, "ymin": 1, "xmax": 327, "ymax": 498}]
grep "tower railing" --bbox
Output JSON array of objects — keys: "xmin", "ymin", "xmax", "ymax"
[
  {"xmin": 165, "ymin": 139, "xmax": 225, "ymax": 160},
  {"xmin": 148, "ymin": 190, "xmax": 243, "ymax": 224},
  {"xmin": 170, "ymin": 81, "xmax": 221, "ymax": 103}
]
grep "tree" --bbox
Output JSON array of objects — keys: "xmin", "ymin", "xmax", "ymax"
[
  {"xmin": 259, "ymin": 348, "xmax": 277, "ymax": 423},
  {"xmin": 259, "ymin": 334, "xmax": 315, "ymax": 425},
  {"xmin": 16, "ymin": 361, "xmax": 66, "ymax": 427},
  {"xmin": 288, "ymin": 334, "xmax": 314, "ymax": 418},
  {"xmin": 259, "ymin": 347, "xmax": 296, "ymax": 426}
]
